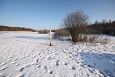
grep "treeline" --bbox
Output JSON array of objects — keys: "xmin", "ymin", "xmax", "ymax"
[
  {"xmin": 87, "ymin": 20, "xmax": 115, "ymax": 36},
  {"xmin": 38, "ymin": 29, "xmax": 56, "ymax": 34},
  {"xmin": 54, "ymin": 20, "xmax": 115, "ymax": 37},
  {"xmin": 0, "ymin": 25, "xmax": 35, "ymax": 31}
]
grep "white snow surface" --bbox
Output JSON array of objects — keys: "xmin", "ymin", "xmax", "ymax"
[{"xmin": 0, "ymin": 32, "xmax": 115, "ymax": 77}]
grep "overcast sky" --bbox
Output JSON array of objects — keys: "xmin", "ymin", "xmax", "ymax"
[{"xmin": 0, "ymin": 0, "xmax": 115, "ymax": 29}]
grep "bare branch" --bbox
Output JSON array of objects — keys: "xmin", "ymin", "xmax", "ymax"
[{"xmin": 64, "ymin": 10, "xmax": 88, "ymax": 42}]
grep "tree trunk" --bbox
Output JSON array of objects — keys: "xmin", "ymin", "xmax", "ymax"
[{"xmin": 71, "ymin": 33, "xmax": 79, "ymax": 43}]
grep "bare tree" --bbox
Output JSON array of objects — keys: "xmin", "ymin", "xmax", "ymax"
[{"xmin": 64, "ymin": 10, "xmax": 88, "ymax": 43}]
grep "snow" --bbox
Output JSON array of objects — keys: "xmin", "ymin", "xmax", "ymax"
[{"xmin": 0, "ymin": 32, "xmax": 115, "ymax": 77}]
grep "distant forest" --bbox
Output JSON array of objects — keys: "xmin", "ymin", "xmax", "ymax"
[
  {"xmin": 55, "ymin": 20, "xmax": 115, "ymax": 36},
  {"xmin": 0, "ymin": 25, "xmax": 35, "ymax": 31},
  {"xmin": 87, "ymin": 20, "xmax": 115, "ymax": 36},
  {"xmin": 0, "ymin": 20, "xmax": 115, "ymax": 36}
]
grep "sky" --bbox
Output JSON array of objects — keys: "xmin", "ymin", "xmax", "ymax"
[{"xmin": 0, "ymin": 0, "xmax": 115, "ymax": 30}]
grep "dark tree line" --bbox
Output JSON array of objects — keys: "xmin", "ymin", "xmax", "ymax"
[
  {"xmin": 87, "ymin": 20, "xmax": 115, "ymax": 36},
  {"xmin": 0, "ymin": 25, "xmax": 35, "ymax": 31}
]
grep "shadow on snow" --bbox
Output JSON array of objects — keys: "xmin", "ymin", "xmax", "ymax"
[{"xmin": 80, "ymin": 52, "xmax": 115, "ymax": 77}]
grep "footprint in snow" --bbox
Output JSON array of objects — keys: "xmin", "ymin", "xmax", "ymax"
[
  {"xmin": 56, "ymin": 60, "xmax": 59, "ymax": 66},
  {"xmin": 0, "ymin": 73, "xmax": 6, "ymax": 77},
  {"xmin": 37, "ymin": 65, "xmax": 41, "ymax": 68},
  {"xmin": 49, "ymin": 71, "xmax": 53, "ymax": 74},
  {"xmin": 56, "ymin": 62, "xmax": 59, "ymax": 66},
  {"xmin": 47, "ymin": 57, "xmax": 51, "ymax": 60},
  {"xmin": 0, "ymin": 63, "xmax": 6, "ymax": 66},
  {"xmin": 0, "ymin": 74, "xmax": 6, "ymax": 77},
  {"xmin": 36, "ymin": 59, "xmax": 39, "ymax": 63},
  {"xmin": 11, "ymin": 61, "xmax": 17, "ymax": 64},
  {"xmin": 55, "ymin": 53, "xmax": 57, "ymax": 55},
  {"xmin": 88, "ymin": 68, "xmax": 93, "ymax": 73},
  {"xmin": 0, "ymin": 66, "xmax": 8, "ymax": 71},
  {"xmin": 110, "ymin": 59, "xmax": 115, "ymax": 64},
  {"xmin": 20, "ymin": 67, "xmax": 25, "ymax": 72},
  {"xmin": 13, "ymin": 58, "xmax": 18, "ymax": 61},
  {"xmin": 16, "ymin": 73, "xmax": 25, "ymax": 77},
  {"xmin": 42, "ymin": 66, "xmax": 48, "ymax": 73},
  {"xmin": 15, "ymin": 63, "xmax": 20, "ymax": 66},
  {"xmin": 38, "ymin": 53, "xmax": 41, "ymax": 55},
  {"xmin": 64, "ymin": 62, "xmax": 68, "ymax": 65},
  {"xmin": 72, "ymin": 66, "xmax": 76, "ymax": 70},
  {"xmin": 7, "ymin": 58, "xmax": 12, "ymax": 61},
  {"xmin": 17, "ymin": 65, "xmax": 30, "ymax": 72},
  {"xmin": 20, "ymin": 56, "xmax": 26, "ymax": 59}
]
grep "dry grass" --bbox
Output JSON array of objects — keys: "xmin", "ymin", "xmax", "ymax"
[{"xmin": 78, "ymin": 34, "xmax": 110, "ymax": 44}]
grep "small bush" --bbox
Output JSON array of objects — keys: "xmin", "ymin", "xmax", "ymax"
[
  {"xmin": 77, "ymin": 34, "xmax": 88, "ymax": 42},
  {"xmin": 72, "ymin": 34, "xmax": 110, "ymax": 44},
  {"xmin": 83, "ymin": 34, "xmax": 110, "ymax": 44},
  {"xmin": 38, "ymin": 30, "xmax": 49, "ymax": 34},
  {"xmin": 53, "ymin": 28, "xmax": 70, "ymax": 39},
  {"xmin": 86, "ymin": 35, "xmax": 99, "ymax": 43},
  {"xmin": 95, "ymin": 35, "xmax": 110, "ymax": 44}
]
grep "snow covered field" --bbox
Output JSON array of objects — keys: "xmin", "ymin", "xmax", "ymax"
[{"xmin": 0, "ymin": 32, "xmax": 115, "ymax": 77}]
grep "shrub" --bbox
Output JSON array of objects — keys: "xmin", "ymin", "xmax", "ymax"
[
  {"xmin": 38, "ymin": 30, "xmax": 49, "ymax": 34},
  {"xmin": 63, "ymin": 10, "xmax": 88, "ymax": 43},
  {"xmin": 53, "ymin": 28, "xmax": 70, "ymax": 39},
  {"xmin": 85, "ymin": 34, "xmax": 110, "ymax": 44}
]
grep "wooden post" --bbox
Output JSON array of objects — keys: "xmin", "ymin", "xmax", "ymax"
[{"xmin": 49, "ymin": 29, "xmax": 53, "ymax": 46}]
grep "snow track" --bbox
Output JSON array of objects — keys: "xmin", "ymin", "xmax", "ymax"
[{"xmin": 0, "ymin": 32, "xmax": 115, "ymax": 77}]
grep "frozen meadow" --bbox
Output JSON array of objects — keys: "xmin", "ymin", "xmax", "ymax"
[{"xmin": 0, "ymin": 32, "xmax": 115, "ymax": 77}]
